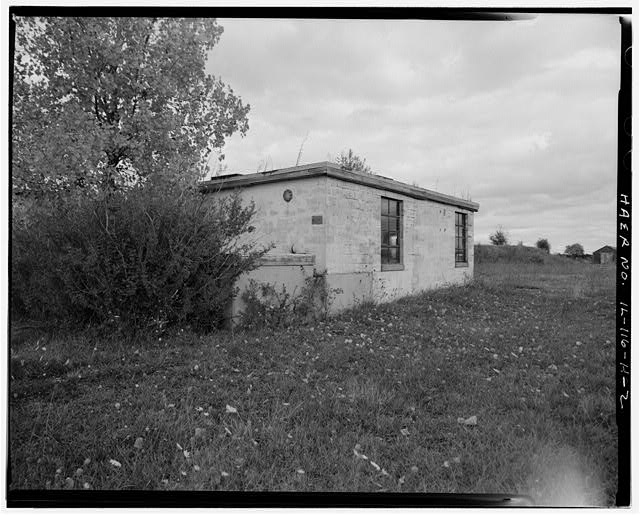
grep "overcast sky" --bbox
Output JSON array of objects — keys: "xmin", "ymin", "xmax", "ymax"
[{"xmin": 206, "ymin": 14, "xmax": 620, "ymax": 254}]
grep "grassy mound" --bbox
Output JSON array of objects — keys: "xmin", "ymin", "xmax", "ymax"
[{"xmin": 474, "ymin": 245, "xmax": 569, "ymax": 265}]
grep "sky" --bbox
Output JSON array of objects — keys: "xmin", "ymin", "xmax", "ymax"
[{"xmin": 205, "ymin": 14, "xmax": 621, "ymax": 254}]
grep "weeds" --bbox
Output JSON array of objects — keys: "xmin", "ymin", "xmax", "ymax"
[
  {"xmin": 239, "ymin": 270, "xmax": 342, "ymax": 329},
  {"xmin": 9, "ymin": 262, "xmax": 616, "ymax": 504}
]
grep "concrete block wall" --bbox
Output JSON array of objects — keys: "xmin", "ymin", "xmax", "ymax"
[
  {"xmin": 323, "ymin": 176, "xmax": 474, "ymax": 307},
  {"xmin": 206, "ymin": 169, "xmax": 475, "ymax": 318},
  {"xmin": 229, "ymin": 254, "xmax": 316, "ymax": 325},
  {"xmin": 209, "ymin": 176, "xmax": 328, "ymax": 270},
  {"xmin": 325, "ymin": 177, "xmax": 379, "ymax": 274}
]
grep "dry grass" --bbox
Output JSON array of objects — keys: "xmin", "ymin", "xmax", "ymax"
[{"xmin": 9, "ymin": 257, "xmax": 617, "ymax": 505}]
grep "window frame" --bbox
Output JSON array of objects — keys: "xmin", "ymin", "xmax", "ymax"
[
  {"xmin": 455, "ymin": 211, "xmax": 468, "ymax": 267},
  {"xmin": 381, "ymin": 196, "xmax": 404, "ymax": 271}
]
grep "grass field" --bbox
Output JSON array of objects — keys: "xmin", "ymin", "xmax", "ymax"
[{"xmin": 9, "ymin": 250, "xmax": 617, "ymax": 505}]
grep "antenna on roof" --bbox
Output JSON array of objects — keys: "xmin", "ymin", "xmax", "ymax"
[{"xmin": 296, "ymin": 131, "xmax": 310, "ymax": 166}]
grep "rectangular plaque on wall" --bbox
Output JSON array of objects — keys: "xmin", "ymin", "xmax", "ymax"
[{"xmin": 311, "ymin": 215, "xmax": 323, "ymax": 225}]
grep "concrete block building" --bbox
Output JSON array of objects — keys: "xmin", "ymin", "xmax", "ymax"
[{"xmin": 201, "ymin": 162, "xmax": 479, "ymax": 321}]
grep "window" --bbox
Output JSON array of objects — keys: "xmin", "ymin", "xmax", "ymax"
[
  {"xmin": 381, "ymin": 197, "xmax": 403, "ymax": 270},
  {"xmin": 455, "ymin": 212, "xmax": 468, "ymax": 265}
]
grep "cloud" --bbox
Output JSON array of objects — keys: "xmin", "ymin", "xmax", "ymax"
[
  {"xmin": 207, "ymin": 15, "xmax": 620, "ymax": 253},
  {"xmin": 545, "ymin": 47, "xmax": 618, "ymax": 72}
]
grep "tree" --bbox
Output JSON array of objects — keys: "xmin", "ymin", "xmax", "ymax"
[
  {"xmin": 564, "ymin": 243, "xmax": 585, "ymax": 258},
  {"xmin": 536, "ymin": 238, "xmax": 551, "ymax": 253},
  {"xmin": 489, "ymin": 227, "xmax": 508, "ymax": 246},
  {"xmin": 12, "ymin": 16, "xmax": 250, "ymax": 195},
  {"xmin": 336, "ymin": 149, "xmax": 372, "ymax": 174}
]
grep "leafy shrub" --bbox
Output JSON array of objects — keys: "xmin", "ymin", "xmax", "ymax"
[
  {"xmin": 11, "ymin": 180, "xmax": 269, "ymax": 330},
  {"xmin": 335, "ymin": 148, "xmax": 373, "ymax": 174},
  {"xmin": 536, "ymin": 238, "xmax": 551, "ymax": 253},
  {"xmin": 489, "ymin": 227, "xmax": 508, "ymax": 246},
  {"xmin": 565, "ymin": 243, "xmax": 585, "ymax": 258},
  {"xmin": 239, "ymin": 280, "xmax": 295, "ymax": 330},
  {"xmin": 296, "ymin": 271, "xmax": 341, "ymax": 320},
  {"xmin": 240, "ymin": 271, "xmax": 341, "ymax": 330}
]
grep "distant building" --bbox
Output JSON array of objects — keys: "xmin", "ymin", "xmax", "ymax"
[
  {"xmin": 201, "ymin": 161, "xmax": 479, "ymax": 322},
  {"xmin": 592, "ymin": 245, "xmax": 616, "ymax": 265}
]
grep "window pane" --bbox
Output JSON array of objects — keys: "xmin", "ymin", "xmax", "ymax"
[
  {"xmin": 455, "ymin": 212, "xmax": 467, "ymax": 263},
  {"xmin": 455, "ymin": 213, "xmax": 467, "ymax": 263},
  {"xmin": 381, "ymin": 198, "xmax": 403, "ymax": 267}
]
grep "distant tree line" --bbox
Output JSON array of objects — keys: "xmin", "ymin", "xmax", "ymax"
[{"xmin": 488, "ymin": 228, "xmax": 588, "ymax": 259}]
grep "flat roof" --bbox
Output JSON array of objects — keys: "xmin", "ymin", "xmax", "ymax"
[{"xmin": 200, "ymin": 161, "xmax": 479, "ymax": 212}]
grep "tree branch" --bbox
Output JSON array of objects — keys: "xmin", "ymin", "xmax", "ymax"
[{"xmin": 131, "ymin": 18, "xmax": 157, "ymax": 118}]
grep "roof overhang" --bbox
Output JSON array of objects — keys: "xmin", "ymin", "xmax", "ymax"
[{"xmin": 200, "ymin": 162, "xmax": 479, "ymax": 212}]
